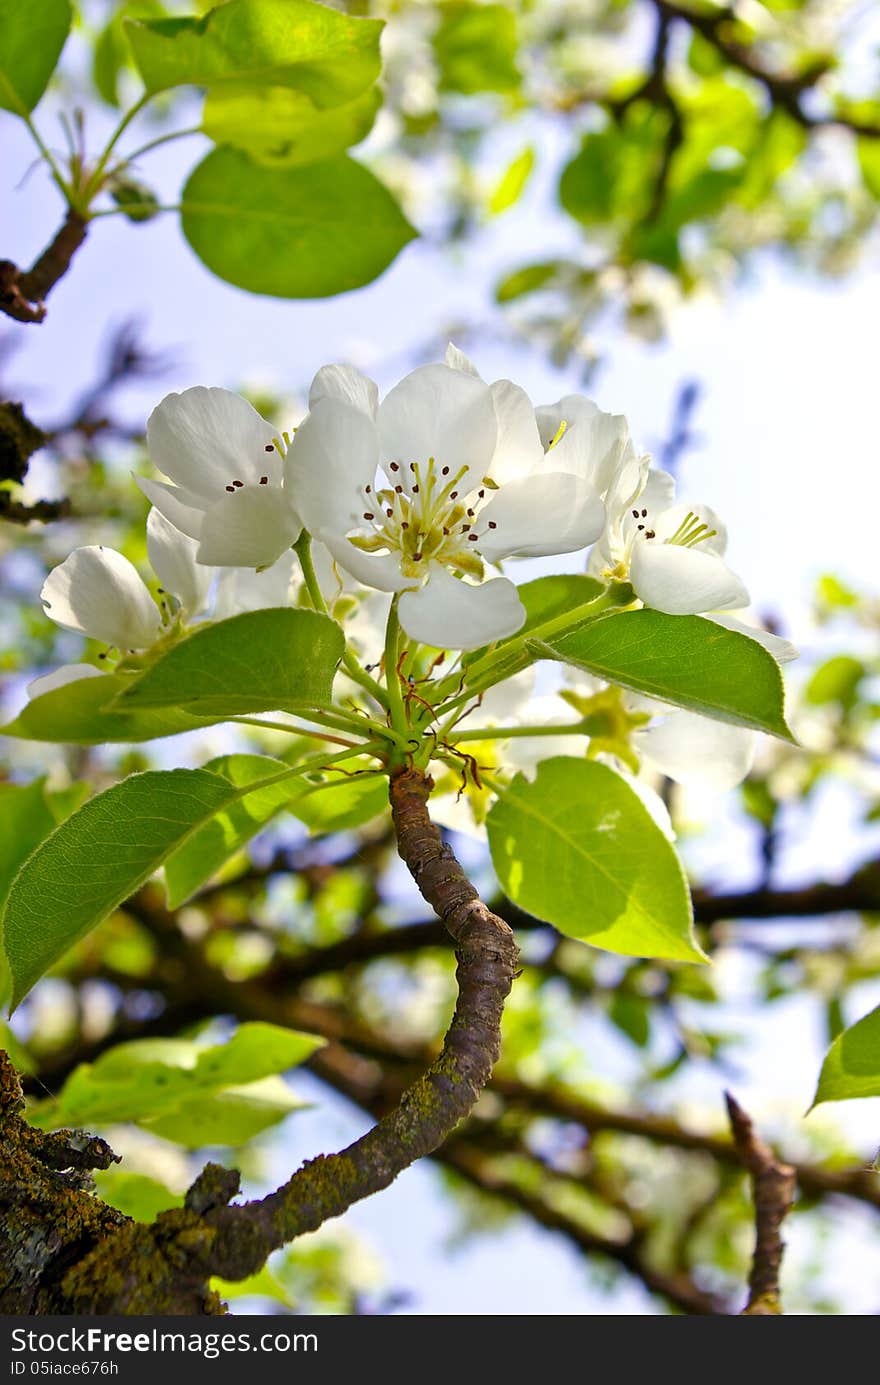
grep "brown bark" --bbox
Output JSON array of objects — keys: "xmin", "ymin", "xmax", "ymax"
[
  {"xmin": 0, "ymin": 212, "xmax": 88, "ymax": 324},
  {"xmin": 0, "ymin": 768, "xmax": 519, "ymax": 1312},
  {"xmin": 726, "ymin": 1093, "xmax": 796, "ymax": 1315}
]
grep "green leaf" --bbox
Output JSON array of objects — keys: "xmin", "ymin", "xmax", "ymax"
[
  {"xmin": 115, "ymin": 608, "xmax": 344, "ymax": 717},
  {"xmin": 488, "ymin": 146, "xmax": 534, "ymax": 215},
  {"xmin": 31, "ymin": 1024, "xmax": 320, "ymax": 1145},
  {"xmin": 546, "ymin": 610, "xmax": 793, "ymax": 739},
  {"xmin": 126, "ymin": 0, "xmax": 383, "ymax": 107},
  {"xmin": 181, "ymin": 147, "xmax": 416, "ymax": 299},
  {"xmin": 464, "ymin": 573, "xmax": 606, "ymax": 679},
  {"xmin": 203, "ymin": 84, "xmax": 380, "ymax": 166},
  {"xmin": 0, "ymin": 781, "xmax": 57, "ymax": 914},
  {"xmin": 93, "ymin": 1170, "xmax": 183, "ymax": 1222},
  {"xmin": 212, "ymin": 1262, "xmax": 294, "ymax": 1307},
  {"xmin": 434, "ymin": 2, "xmax": 520, "ymax": 95},
  {"xmin": 2, "ymin": 764, "xmax": 307, "ymax": 1008},
  {"xmin": 0, "ymin": 0, "xmax": 71, "ymax": 115},
  {"xmin": 146, "ymin": 1077, "xmax": 303, "ymax": 1147},
  {"xmin": 0, "ymin": 779, "xmax": 83, "ymax": 1003},
  {"xmin": 608, "ymin": 992, "xmax": 651, "ymax": 1048},
  {"xmin": 559, "ymin": 106, "xmax": 671, "ymax": 227},
  {"xmin": 858, "ymin": 138, "xmax": 880, "ymax": 200},
  {"xmin": 290, "ymin": 771, "xmax": 387, "ymax": 834},
  {"xmin": 164, "ymin": 753, "xmax": 308, "ymax": 907},
  {"xmin": 813, "ymin": 1004, "xmax": 880, "ymax": 1106},
  {"xmin": 1, "ymin": 671, "xmax": 222, "ymax": 744},
  {"xmin": 487, "ymin": 757, "xmax": 702, "ymax": 963},
  {"xmin": 804, "ymin": 655, "xmax": 865, "ymax": 709},
  {"xmin": 92, "ymin": 0, "xmax": 167, "ymax": 107},
  {"xmin": 494, "ymin": 260, "xmax": 562, "ymax": 304}
]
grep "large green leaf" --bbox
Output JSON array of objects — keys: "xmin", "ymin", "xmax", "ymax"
[
  {"xmin": 291, "ymin": 772, "xmax": 386, "ymax": 835},
  {"xmin": 147, "ymin": 1078, "xmax": 302, "ymax": 1146},
  {"xmin": 126, "ymin": 0, "xmax": 383, "ymax": 107},
  {"xmin": 465, "ymin": 573, "xmax": 605, "ymax": 679},
  {"xmin": 92, "ymin": 0, "xmax": 166, "ymax": 107},
  {"xmin": 0, "ymin": 0, "xmax": 71, "ymax": 115},
  {"xmin": 203, "ymin": 84, "xmax": 380, "ymax": 166},
  {"xmin": 0, "ymin": 782, "xmax": 57, "ymax": 914},
  {"xmin": 2, "ymin": 671, "xmax": 222, "ymax": 744},
  {"xmin": 813, "ymin": 1005, "xmax": 880, "ymax": 1106},
  {"xmin": 164, "ymin": 753, "xmax": 307, "ymax": 906},
  {"xmin": 166, "ymin": 753, "xmax": 387, "ymax": 904},
  {"xmin": 487, "ymin": 757, "xmax": 702, "ymax": 963},
  {"xmin": 544, "ymin": 610, "xmax": 793, "ymax": 739},
  {"xmin": 181, "ymin": 148, "xmax": 416, "ymax": 299},
  {"xmin": 2, "ymin": 762, "xmax": 306, "ymax": 1008},
  {"xmin": 115, "ymin": 608, "xmax": 344, "ymax": 716},
  {"xmin": 30, "ymin": 1024, "xmax": 321, "ymax": 1146}
]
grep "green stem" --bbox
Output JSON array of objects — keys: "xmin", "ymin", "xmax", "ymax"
[
  {"xmin": 450, "ymin": 719, "xmax": 595, "ymax": 743},
  {"xmin": 298, "ymin": 705, "xmax": 397, "ymax": 743},
  {"xmin": 227, "ymin": 716, "xmax": 366, "ymax": 750},
  {"xmin": 87, "ymin": 203, "xmax": 180, "ymax": 220},
  {"xmin": 294, "ymin": 531, "xmax": 390, "ymax": 711},
  {"xmin": 83, "ymin": 93, "xmax": 151, "ymax": 205},
  {"xmin": 121, "ymin": 126, "xmax": 203, "ymax": 163},
  {"xmin": 435, "ymin": 583, "xmax": 632, "ymax": 719},
  {"xmin": 384, "ymin": 596, "xmax": 409, "ymax": 739},
  {"xmin": 21, "ymin": 112, "xmax": 71, "ymax": 201}
]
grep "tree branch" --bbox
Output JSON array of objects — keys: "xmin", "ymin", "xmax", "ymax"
[
  {"xmin": 0, "ymin": 212, "xmax": 88, "ymax": 325},
  {"xmin": 726, "ymin": 1092, "xmax": 796, "ymax": 1315},
  {"xmin": 1, "ymin": 769, "xmax": 520, "ymax": 1312}
]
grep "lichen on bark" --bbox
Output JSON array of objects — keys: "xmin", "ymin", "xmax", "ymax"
[{"xmin": 0, "ymin": 768, "xmax": 519, "ymax": 1313}]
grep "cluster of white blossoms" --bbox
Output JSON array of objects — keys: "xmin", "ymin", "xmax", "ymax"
[{"xmin": 37, "ymin": 343, "xmax": 795, "ymax": 797}]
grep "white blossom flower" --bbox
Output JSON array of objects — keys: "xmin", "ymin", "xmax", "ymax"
[
  {"xmin": 212, "ymin": 553, "xmax": 298, "ymax": 622},
  {"xmin": 40, "ymin": 511, "xmax": 212, "ymax": 652},
  {"xmin": 27, "ymin": 663, "xmax": 104, "ymax": 701},
  {"xmin": 287, "ymin": 353, "xmax": 609, "ymax": 650},
  {"xmin": 139, "ymin": 386, "xmax": 301, "ymax": 568},
  {"xmin": 590, "ymin": 461, "xmax": 749, "ymax": 616}
]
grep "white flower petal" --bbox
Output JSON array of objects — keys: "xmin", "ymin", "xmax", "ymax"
[
  {"xmin": 639, "ymin": 467, "xmax": 676, "ymax": 513},
  {"xmin": 478, "ymin": 472, "xmax": 605, "ymax": 561},
  {"xmin": 213, "ymin": 554, "xmax": 297, "ymax": 620},
  {"xmin": 708, "ymin": 613, "xmax": 798, "ymax": 664},
  {"xmin": 445, "ymin": 342, "xmax": 482, "ymax": 377},
  {"xmin": 488, "ymin": 380, "xmax": 545, "ymax": 484},
  {"xmin": 308, "ymin": 364, "xmax": 378, "ymax": 419},
  {"xmin": 146, "ymin": 509, "xmax": 213, "ymax": 618},
  {"xmin": 378, "ymin": 364, "xmax": 497, "ymax": 491},
  {"xmin": 147, "ymin": 387, "xmax": 278, "ymax": 499},
  {"xmin": 536, "ymin": 396, "xmax": 599, "ymax": 449},
  {"xmin": 196, "ymin": 488, "xmax": 301, "ymax": 568},
  {"xmin": 398, "ymin": 565, "xmax": 524, "ymax": 650},
  {"xmin": 635, "ymin": 709, "xmax": 756, "ymax": 791},
  {"xmin": 135, "ymin": 475, "xmax": 206, "ymax": 541},
  {"xmin": 287, "ymin": 398, "xmax": 379, "ymax": 536},
  {"xmin": 653, "ymin": 501, "xmax": 727, "ymax": 556},
  {"xmin": 429, "ymin": 790, "xmax": 488, "ymax": 842},
  {"xmin": 537, "ymin": 396, "xmax": 631, "ymax": 496},
  {"xmin": 467, "ymin": 667, "xmax": 537, "ymax": 727},
  {"xmin": 27, "ymin": 663, "xmax": 103, "ymax": 701},
  {"xmin": 630, "ymin": 543, "xmax": 749, "ymax": 615},
  {"xmin": 41, "ymin": 547, "xmax": 163, "ymax": 650},
  {"xmin": 319, "ymin": 533, "xmax": 411, "ymax": 593}
]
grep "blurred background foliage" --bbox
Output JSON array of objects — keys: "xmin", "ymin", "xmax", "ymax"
[{"xmin": 2, "ymin": 0, "xmax": 880, "ymax": 1315}]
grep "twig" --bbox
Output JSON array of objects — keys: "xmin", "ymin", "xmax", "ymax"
[
  {"xmin": 0, "ymin": 212, "xmax": 88, "ymax": 325},
  {"xmin": 726, "ymin": 1092, "xmax": 796, "ymax": 1315}
]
